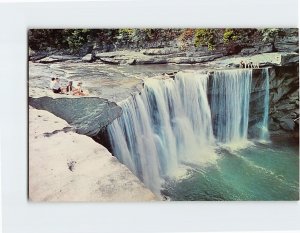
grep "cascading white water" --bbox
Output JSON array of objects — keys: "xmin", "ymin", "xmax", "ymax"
[
  {"xmin": 259, "ymin": 68, "xmax": 270, "ymax": 142},
  {"xmin": 107, "ymin": 72, "xmax": 215, "ymax": 194},
  {"xmin": 210, "ymin": 69, "xmax": 252, "ymax": 147},
  {"xmin": 107, "ymin": 69, "xmax": 255, "ymax": 194}
]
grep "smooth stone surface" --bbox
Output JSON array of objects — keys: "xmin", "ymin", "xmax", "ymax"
[
  {"xmin": 29, "ymin": 97, "xmax": 122, "ymax": 136},
  {"xmin": 209, "ymin": 52, "xmax": 299, "ymax": 67},
  {"xmin": 37, "ymin": 55, "xmax": 80, "ymax": 63},
  {"xmin": 81, "ymin": 53, "xmax": 93, "ymax": 62},
  {"xmin": 29, "ymin": 108, "xmax": 157, "ymax": 202}
]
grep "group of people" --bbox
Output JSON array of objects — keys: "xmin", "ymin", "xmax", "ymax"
[
  {"xmin": 239, "ymin": 60, "xmax": 260, "ymax": 68},
  {"xmin": 50, "ymin": 78, "xmax": 87, "ymax": 96}
]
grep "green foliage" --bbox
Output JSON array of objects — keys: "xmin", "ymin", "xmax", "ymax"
[
  {"xmin": 259, "ymin": 28, "xmax": 281, "ymax": 42},
  {"xmin": 194, "ymin": 29, "xmax": 217, "ymax": 50},
  {"xmin": 223, "ymin": 29, "xmax": 238, "ymax": 44},
  {"xmin": 28, "ymin": 29, "xmax": 68, "ymax": 50},
  {"xmin": 28, "ymin": 28, "xmax": 275, "ymax": 53},
  {"xmin": 65, "ymin": 29, "xmax": 91, "ymax": 50},
  {"xmin": 118, "ymin": 28, "xmax": 135, "ymax": 41}
]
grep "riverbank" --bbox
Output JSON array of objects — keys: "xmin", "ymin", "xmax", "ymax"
[{"xmin": 29, "ymin": 107, "xmax": 157, "ymax": 201}]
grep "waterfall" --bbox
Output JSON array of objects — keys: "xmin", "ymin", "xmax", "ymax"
[
  {"xmin": 107, "ymin": 69, "xmax": 254, "ymax": 194},
  {"xmin": 107, "ymin": 72, "xmax": 215, "ymax": 194},
  {"xmin": 259, "ymin": 68, "xmax": 270, "ymax": 142},
  {"xmin": 210, "ymin": 69, "xmax": 252, "ymax": 146}
]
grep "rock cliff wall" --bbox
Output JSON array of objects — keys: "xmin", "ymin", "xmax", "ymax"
[{"xmin": 246, "ymin": 66, "xmax": 298, "ymax": 137}]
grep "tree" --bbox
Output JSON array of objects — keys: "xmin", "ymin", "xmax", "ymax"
[
  {"xmin": 178, "ymin": 29, "xmax": 195, "ymax": 49},
  {"xmin": 64, "ymin": 29, "xmax": 91, "ymax": 50},
  {"xmin": 194, "ymin": 29, "xmax": 218, "ymax": 50},
  {"xmin": 259, "ymin": 28, "xmax": 281, "ymax": 44}
]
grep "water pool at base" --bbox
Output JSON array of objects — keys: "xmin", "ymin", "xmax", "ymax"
[{"xmin": 162, "ymin": 139, "xmax": 299, "ymax": 201}]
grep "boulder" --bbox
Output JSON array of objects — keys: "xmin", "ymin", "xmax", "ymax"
[
  {"xmin": 28, "ymin": 97, "xmax": 122, "ymax": 136},
  {"xmin": 81, "ymin": 54, "xmax": 93, "ymax": 62},
  {"xmin": 135, "ymin": 56, "xmax": 168, "ymax": 65},
  {"xmin": 126, "ymin": 58, "xmax": 136, "ymax": 65}
]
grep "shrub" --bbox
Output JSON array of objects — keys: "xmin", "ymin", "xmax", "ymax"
[{"xmin": 194, "ymin": 29, "xmax": 217, "ymax": 50}]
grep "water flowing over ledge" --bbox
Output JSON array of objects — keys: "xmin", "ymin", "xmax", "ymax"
[
  {"xmin": 259, "ymin": 68, "xmax": 270, "ymax": 142},
  {"xmin": 210, "ymin": 69, "xmax": 252, "ymax": 148},
  {"xmin": 107, "ymin": 69, "xmax": 270, "ymax": 194}
]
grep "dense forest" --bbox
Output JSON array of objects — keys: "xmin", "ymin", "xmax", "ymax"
[{"xmin": 28, "ymin": 28, "xmax": 288, "ymax": 54}]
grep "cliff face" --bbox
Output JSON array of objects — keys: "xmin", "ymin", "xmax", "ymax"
[
  {"xmin": 269, "ymin": 66, "xmax": 299, "ymax": 135},
  {"xmin": 248, "ymin": 65, "xmax": 299, "ymax": 138}
]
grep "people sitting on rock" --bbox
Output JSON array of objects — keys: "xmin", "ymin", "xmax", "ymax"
[
  {"xmin": 239, "ymin": 60, "xmax": 245, "ymax": 68},
  {"xmin": 49, "ymin": 77, "xmax": 55, "ymax": 89},
  {"xmin": 49, "ymin": 77, "xmax": 88, "ymax": 96},
  {"xmin": 66, "ymin": 80, "xmax": 73, "ymax": 94},
  {"xmin": 52, "ymin": 78, "xmax": 63, "ymax": 94},
  {"xmin": 66, "ymin": 80, "xmax": 87, "ymax": 96},
  {"xmin": 240, "ymin": 60, "xmax": 260, "ymax": 69}
]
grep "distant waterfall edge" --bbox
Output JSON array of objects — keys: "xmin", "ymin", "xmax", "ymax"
[
  {"xmin": 106, "ymin": 68, "xmax": 270, "ymax": 195},
  {"xmin": 259, "ymin": 68, "xmax": 270, "ymax": 142}
]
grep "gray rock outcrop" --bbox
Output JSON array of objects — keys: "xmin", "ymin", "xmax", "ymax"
[
  {"xmin": 37, "ymin": 55, "xmax": 80, "ymax": 63},
  {"xmin": 81, "ymin": 53, "xmax": 94, "ymax": 62},
  {"xmin": 29, "ymin": 97, "xmax": 122, "ymax": 136},
  {"xmin": 275, "ymin": 36, "xmax": 299, "ymax": 53},
  {"xmin": 269, "ymin": 66, "xmax": 299, "ymax": 135},
  {"xmin": 240, "ymin": 43, "xmax": 273, "ymax": 55},
  {"xmin": 246, "ymin": 65, "xmax": 299, "ymax": 136}
]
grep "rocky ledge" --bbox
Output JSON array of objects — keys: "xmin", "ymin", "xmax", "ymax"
[
  {"xmin": 29, "ymin": 108, "xmax": 157, "ymax": 201},
  {"xmin": 29, "ymin": 97, "xmax": 122, "ymax": 136},
  {"xmin": 29, "ymin": 51, "xmax": 299, "ymax": 139}
]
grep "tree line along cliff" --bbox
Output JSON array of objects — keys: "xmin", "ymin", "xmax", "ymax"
[{"xmin": 28, "ymin": 28, "xmax": 298, "ymax": 56}]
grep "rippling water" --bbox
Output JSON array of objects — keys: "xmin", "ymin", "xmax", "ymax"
[{"xmin": 162, "ymin": 139, "xmax": 299, "ymax": 201}]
